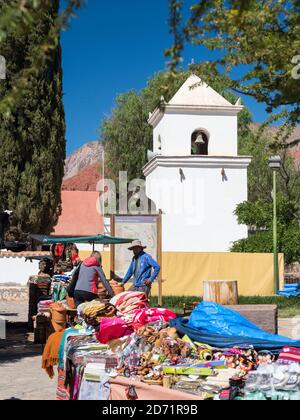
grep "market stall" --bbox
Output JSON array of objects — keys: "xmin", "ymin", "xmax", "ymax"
[
  {"xmin": 41, "ymin": 287, "xmax": 300, "ymax": 401},
  {"xmin": 29, "ymin": 234, "xmax": 134, "ymax": 343}
]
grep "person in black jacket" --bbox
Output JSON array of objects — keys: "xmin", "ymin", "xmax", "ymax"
[{"xmin": 0, "ymin": 210, "xmax": 13, "ymax": 250}]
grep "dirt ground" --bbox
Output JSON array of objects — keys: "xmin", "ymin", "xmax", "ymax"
[
  {"xmin": 0, "ymin": 303, "xmax": 56, "ymax": 400},
  {"xmin": 0, "ymin": 302, "xmax": 298, "ymax": 401}
]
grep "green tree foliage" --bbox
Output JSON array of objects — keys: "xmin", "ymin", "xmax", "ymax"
[
  {"xmin": 0, "ymin": 0, "xmax": 83, "ymax": 114},
  {"xmin": 0, "ymin": 0, "xmax": 66, "ymax": 239},
  {"xmin": 231, "ymin": 194, "xmax": 300, "ymax": 264},
  {"xmin": 240, "ymin": 127, "xmax": 300, "ymax": 202},
  {"xmin": 167, "ymin": 0, "xmax": 300, "ymax": 125},
  {"xmin": 232, "ymin": 127, "xmax": 300, "ymax": 263},
  {"xmin": 102, "ymin": 70, "xmax": 252, "ymax": 183},
  {"xmin": 231, "ymin": 208, "xmax": 300, "ymax": 264}
]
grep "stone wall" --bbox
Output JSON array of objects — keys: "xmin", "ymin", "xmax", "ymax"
[{"xmin": 0, "ymin": 284, "xmax": 28, "ymax": 302}]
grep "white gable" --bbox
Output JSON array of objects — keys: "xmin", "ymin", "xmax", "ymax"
[{"xmin": 168, "ymin": 74, "xmax": 233, "ymax": 107}]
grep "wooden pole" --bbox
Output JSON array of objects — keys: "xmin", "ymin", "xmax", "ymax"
[
  {"xmin": 157, "ymin": 211, "xmax": 163, "ymax": 307},
  {"xmin": 110, "ymin": 214, "xmax": 116, "ymax": 280}
]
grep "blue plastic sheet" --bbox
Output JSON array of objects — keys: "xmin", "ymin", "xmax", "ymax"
[
  {"xmin": 169, "ymin": 302, "xmax": 300, "ymax": 352},
  {"xmin": 277, "ymin": 283, "xmax": 300, "ymax": 298}
]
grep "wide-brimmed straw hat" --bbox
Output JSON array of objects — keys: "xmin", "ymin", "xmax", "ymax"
[{"xmin": 128, "ymin": 240, "xmax": 147, "ymax": 251}]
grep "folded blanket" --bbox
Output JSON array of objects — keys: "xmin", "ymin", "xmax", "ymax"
[{"xmin": 83, "ymin": 302, "xmax": 117, "ymax": 326}]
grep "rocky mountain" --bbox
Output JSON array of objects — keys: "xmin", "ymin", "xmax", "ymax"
[
  {"xmin": 62, "ymin": 162, "xmax": 102, "ymax": 191},
  {"xmin": 64, "ymin": 141, "xmax": 103, "ymax": 180},
  {"xmin": 250, "ymin": 123, "xmax": 300, "ymax": 164}
]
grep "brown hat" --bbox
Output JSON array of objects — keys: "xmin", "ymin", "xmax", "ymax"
[{"xmin": 128, "ymin": 240, "xmax": 147, "ymax": 251}]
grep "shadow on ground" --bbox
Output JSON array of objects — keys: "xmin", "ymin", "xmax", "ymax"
[{"xmin": 0, "ymin": 323, "xmax": 43, "ymax": 364}]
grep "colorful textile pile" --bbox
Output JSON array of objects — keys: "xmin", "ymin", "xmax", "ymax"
[
  {"xmin": 82, "ymin": 301, "xmax": 117, "ymax": 327},
  {"xmin": 56, "ymin": 368, "xmax": 70, "ymax": 401},
  {"xmin": 96, "ymin": 317, "xmax": 133, "ymax": 344},
  {"xmin": 53, "ymin": 274, "xmax": 71, "ymax": 283},
  {"xmin": 63, "ymin": 335, "xmax": 117, "ymax": 400},
  {"xmin": 37, "ymin": 299, "xmax": 53, "ymax": 315},
  {"xmin": 110, "ymin": 292, "xmax": 149, "ymax": 323},
  {"xmin": 131, "ymin": 308, "xmax": 176, "ymax": 330},
  {"xmin": 278, "ymin": 347, "xmax": 300, "ymax": 365},
  {"xmin": 52, "ymin": 282, "xmax": 68, "ymax": 302}
]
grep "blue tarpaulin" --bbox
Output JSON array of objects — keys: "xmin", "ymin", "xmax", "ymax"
[
  {"xmin": 277, "ymin": 283, "xmax": 300, "ymax": 298},
  {"xmin": 170, "ymin": 302, "xmax": 300, "ymax": 353}
]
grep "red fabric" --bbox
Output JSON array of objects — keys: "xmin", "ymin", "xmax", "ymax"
[
  {"xmin": 91, "ymin": 270, "xmax": 99, "ymax": 295},
  {"xmin": 71, "ymin": 253, "xmax": 79, "ymax": 264},
  {"xmin": 131, "ymin": 308, "xmax": 177, "ymax": 330},
  {"xmin": 54, "ymin": 243, "xmax": 64, "ymax": 257},
  {"xmin": 96, "ymin": 317, "xmax": 133, "ymax": 344}
]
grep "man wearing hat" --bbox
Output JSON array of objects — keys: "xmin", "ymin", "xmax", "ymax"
[{"xmin": 121, "ymin": 240, "xmax": 160, "ymax": 297}]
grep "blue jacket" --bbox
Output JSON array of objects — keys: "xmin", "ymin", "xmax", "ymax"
[{"xmin": 122, "ymin": 251, "xmax": 160, "ymax": 287}]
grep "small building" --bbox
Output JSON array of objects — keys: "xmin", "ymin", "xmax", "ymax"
[
  {"xmin": 53, "ymin": 190, "xmax": 103, "ymax": 237},
  {"xmin": 53, "ymin": 190, "xmax": 104, "ymax": 251},
  {"xmin": 143, "ymin": 75, "xmax": 251, "ymax": 252}
]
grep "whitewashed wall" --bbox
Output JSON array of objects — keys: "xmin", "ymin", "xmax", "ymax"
[
  {"xmin": 0, "ymin": 257, "xmax": 39, "ymax": 285},
  {"xmin": 153, "ymin": 111, "xmax": 238, "ymax": 157},
  {"xmin": 145, "ymin": 158, "xmax": 250, "ymax": 252}
]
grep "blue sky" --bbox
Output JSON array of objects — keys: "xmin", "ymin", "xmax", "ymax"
[{"xmin": 61, "ymin": 0, "xmax": 270, "ymax": 155}]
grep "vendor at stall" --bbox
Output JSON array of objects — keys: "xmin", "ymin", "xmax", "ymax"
[
  {"xmin": 74, "ymin": 251, "xmax": 115, "ymax": 307},
  {"xmin": 121, "ymin": 240, "xmax": 160, "ymax": 297}
]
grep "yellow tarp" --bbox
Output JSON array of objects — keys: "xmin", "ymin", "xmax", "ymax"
[{"xmin": 79, "ymin": 251, "xmax": 284, "ymax": 297}]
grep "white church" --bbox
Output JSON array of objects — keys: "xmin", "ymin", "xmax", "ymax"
[{"xmin": 143, "ymin": 75, "xmax": 252, "ymax": 253}]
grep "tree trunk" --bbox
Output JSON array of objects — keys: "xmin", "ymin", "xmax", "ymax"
[{"xmin": 203, "ymin": 280, "xmax": 238, "ymax": 305}]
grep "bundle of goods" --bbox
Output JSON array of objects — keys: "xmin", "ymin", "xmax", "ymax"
[
  {"xmin": 82, "ymin": 300, "xmax": 117, "ymax": 327},
  {"xmin": 96, "ymin": 317, "xmax": 133, "ymax": 344},
  {"xmin": 110, "ymin": 291, "xmax": 149, "ymax": 323},
  {"xmin": 244, "ymin": 363, "xmax": 300, "ymax": 400},
  {"xmin": 53, "ymin": 274, "xmax": 71, "ymax": 283},
  {"xmin": 52, "ymin": 281, "xmax": 68, "ymax": 302},
  {"xmin": 37, "ymin": 299, "xmax": 53, "ymax": 315},
  {"xmin": 131, "ymin": 308, "xmax": 177, "ymax": 330},
  {"xmin": 277, "ymin": 347, "xmax": 300, "ymax": 365}
]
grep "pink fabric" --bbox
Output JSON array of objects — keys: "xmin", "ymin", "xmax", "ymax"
[
  {"xmin": 111, "ymin": 292, "xmax": 148, "ymax": 308},
  {"xmin": 110, "ymin": 291, "xmax": 150, "ymax": 324},
  {"xmin": 96, "ymin": 317, "xmax": 133, "ymax": 344},
  {"xmin": 83, "ymin": 257, "xmax": 99, "ymax": 267},
  {"xmin": 131, "ymin": 308, "xmax": 177, "ymax": 330}
]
